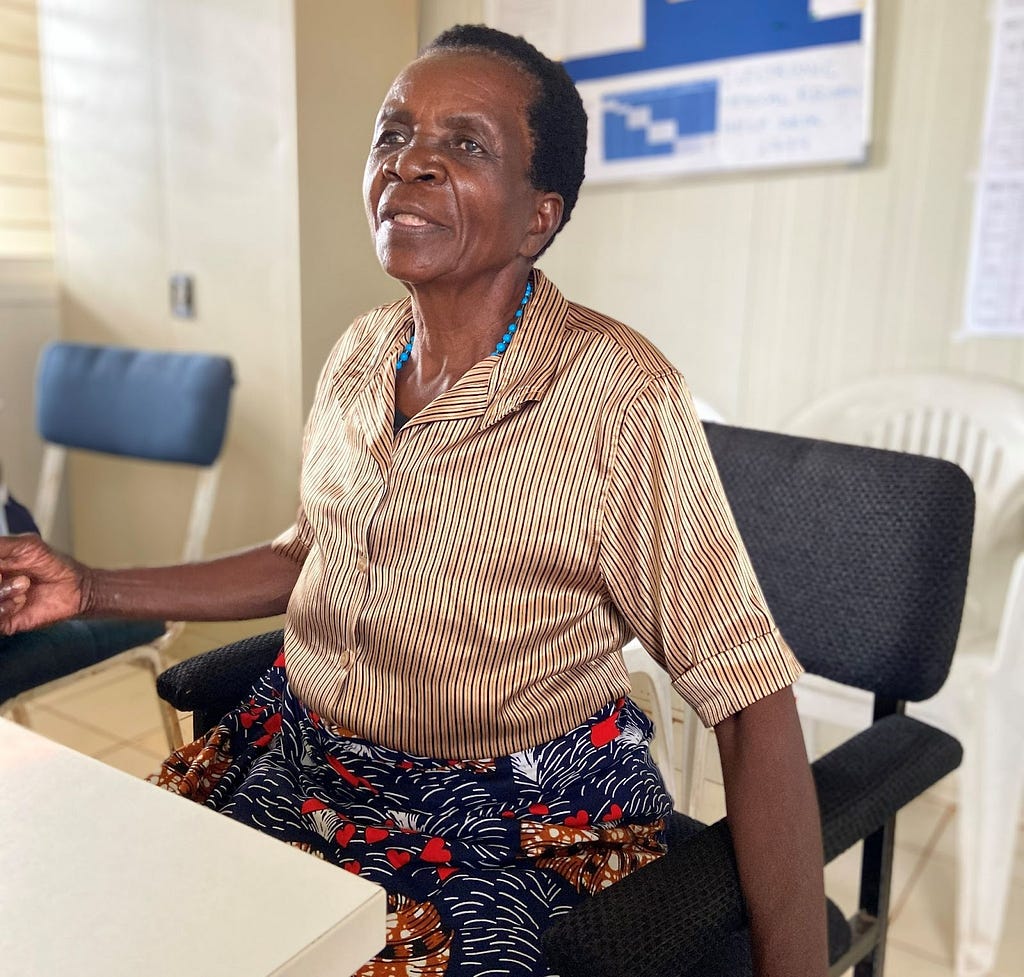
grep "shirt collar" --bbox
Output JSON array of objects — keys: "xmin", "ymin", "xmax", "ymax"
[{"xmin": 336, "ymin": 269, "xmax": 571, "ymax": 435}]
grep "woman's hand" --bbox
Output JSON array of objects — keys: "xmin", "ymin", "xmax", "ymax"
[
  {"xmin": 0, "ymin": 538, "xmax": 302, "ymax": 634},
  {"xmin": 0, "ymin": 534, "xmax": 88, "ymax": 636}
]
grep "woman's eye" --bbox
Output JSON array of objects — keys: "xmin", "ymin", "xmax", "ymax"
[{"xmin": 375, "ymin": 130, "xmax": 405, "ymax": 148}]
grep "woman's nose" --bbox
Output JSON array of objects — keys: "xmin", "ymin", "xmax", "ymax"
[{"xmin": 384, "ymin": 143, "xmax": 444, "ymax": 183}]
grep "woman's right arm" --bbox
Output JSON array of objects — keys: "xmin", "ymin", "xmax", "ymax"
[{"xmin": 0, "ymin": 534, "xmax": 302, "ymax": 636}]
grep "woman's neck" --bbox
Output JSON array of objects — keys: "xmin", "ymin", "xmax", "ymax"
[{"xmin": 397, "ymin": 267, "xmax": 533, "ymax": 416}]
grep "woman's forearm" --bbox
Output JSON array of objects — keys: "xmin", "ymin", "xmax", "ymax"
[
  {"xmin": 81, "ymin": 543, "xmax": 303, "ymax": 622},
  {"xmin": 715, "ymin": 687, "xmax": 829, "ymax": 977}
]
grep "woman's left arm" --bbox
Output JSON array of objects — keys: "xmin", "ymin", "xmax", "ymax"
[{"xmin": 715, "ymin": 686, "xmax": 829, "ymax": 977}]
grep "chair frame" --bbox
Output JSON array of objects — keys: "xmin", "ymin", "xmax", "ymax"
[
  {"xmin": 785, "ymin": 371, "xmax": 1024, "ymax": 977},
  {"xmin": 1, "ymin": 344, "xmax": 233, "ymax": 753},
  {"xmin": 623, "ymin": 639, "xmax": 711, "ymax": 817},
  {"xmin": 1, "ymin": 442, "xmax": 223, "ymax": 751}
]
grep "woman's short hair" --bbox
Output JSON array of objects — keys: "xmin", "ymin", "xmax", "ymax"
[{"xmin": 424, "ymin": 24, "xmax": 588, "ymax": 255}]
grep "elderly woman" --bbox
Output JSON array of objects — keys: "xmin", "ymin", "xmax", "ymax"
[{"xmin": 0, "ymin": 25, "xmax": 826, "ymax": 977}]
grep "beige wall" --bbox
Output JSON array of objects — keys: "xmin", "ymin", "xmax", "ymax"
[
  {"xmin": 420, "ymin": 0, "xmax": 1022, "ymax": 427},
  {"xmin": 0, "ymin": 0, "xmax": 52, "ymax": 258},
  {"xmin": 0, "ymin": 258, "xmax": 59, "ymax": 519},
  {"xmin": 0, "ymin": 0, "xmax": 57, "ymax": 525},
  {"xmin": 294, "ymin": 0, "xmax": 413, "ymax": 411}
]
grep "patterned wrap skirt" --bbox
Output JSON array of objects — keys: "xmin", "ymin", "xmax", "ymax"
[{"xmin": 151, "ymin": 650, "xmax": 673, "ymax": 976}]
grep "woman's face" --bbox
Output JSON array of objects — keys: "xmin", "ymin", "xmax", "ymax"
[{"xmin": 363, "ymin": 51, "xmax": 562, "ymax": 289}]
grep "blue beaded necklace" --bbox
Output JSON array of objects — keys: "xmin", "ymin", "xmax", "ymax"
[{"xmin": 395, "ymin": 278, "xmax": 533, "ymax": 371}]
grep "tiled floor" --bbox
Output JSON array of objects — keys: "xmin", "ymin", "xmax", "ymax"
[{"xmin": 12, "ymin": 648, "xmax": 1024, "ymax": 977}]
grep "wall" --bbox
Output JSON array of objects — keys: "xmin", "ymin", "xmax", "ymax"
[
  {"xmin": 0, "ymin": 257, "xmax": 59, "ymax": 515},
  {"xmin": 0, "ymin": 0, "xmax": 51, "ymax": 258},
  {"xmin": 293, "ymin": 0, "xmax": 413, "ymax": 412},
  {"xmin": 0, "ymin": 0, "xmax": 58, "ymax": 517},
  {"xmin": 420, "ymin": 0, "xmax": 1021, "ymax": 427}
]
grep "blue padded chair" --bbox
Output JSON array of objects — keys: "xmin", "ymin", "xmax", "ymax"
[{"xmin": 0, "ymin": 342, "xmax": 234, "ymax": 751}]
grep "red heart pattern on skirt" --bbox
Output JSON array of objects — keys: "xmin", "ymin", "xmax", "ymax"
[
  {"xmin": 421, "ymin": 836, "xmax": 453, "ymax": 863},
  {"xmin": 386, "ymin": 849, "xmax": 411, "ymax": 869}
]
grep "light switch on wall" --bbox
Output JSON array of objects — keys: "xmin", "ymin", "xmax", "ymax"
[{"xmin": 169, "ymin": 274, "xmax": 195, "ymax": 318}]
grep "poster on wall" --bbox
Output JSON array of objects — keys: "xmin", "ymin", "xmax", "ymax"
[
  {"xmin": 961, "ymin": 0, "xmax": 1024, "ymax": 338},
  {"xmin": 485, "ymin": 0, "xmax": 875, "ymax": 183}
]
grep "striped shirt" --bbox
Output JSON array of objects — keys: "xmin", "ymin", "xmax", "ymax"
[{"xmin": 273, "ymin": 270, "xmax": 803, "ymax": 757}]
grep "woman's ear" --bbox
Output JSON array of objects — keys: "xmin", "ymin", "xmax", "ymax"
[{"xmin": 521, "ymin": 192, "xmax": 564, "ymax": 259}]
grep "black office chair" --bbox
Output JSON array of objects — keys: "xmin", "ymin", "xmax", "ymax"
[{"xmin": 158, "ymin": 423, "xmax": 974, "ymax": 977}]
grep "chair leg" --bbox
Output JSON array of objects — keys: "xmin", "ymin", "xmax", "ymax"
[
  {"xmin": 8, "ymin": 697, "xmax": 32, "ymax": 729},
  {"xmin": 954, "ymin": 703, "xmax": 1024, "ymax": 977},
  {"xmin": 137, "ymin": 648, "xmax": 185, "ymax": 753},
  {"xmin": 681, "ymin": 716, "xmax": 710, "ymax": 818},
  {"xmin": 629, "ymin": 667, "xmax": 680, "ymax": 806},
  {"xmin": 853, "ymin": 818, "xmax": 896, "ymax": 977},
  {"xmin": 648, "ymin": 670, "xmax": 680, "ymax": 806},
  {"xmin": 158, "ymin": 698, "xmax": 185, "ymax": 753}
]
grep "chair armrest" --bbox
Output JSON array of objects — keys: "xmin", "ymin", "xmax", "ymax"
[
  {"xmin": 156, "ymin": 629, "xmax": 283, "ymax": 735},
  {"xmin": 541, "ymin": 714, "xmax": 961, "ymax": 977},
  {"xmin": 814, "ymin": 713, "xmax": 961, "ymax": 861},
  {"xmin": 992, "ymin": 551, "xmax": 1024, "ymax": 680}
]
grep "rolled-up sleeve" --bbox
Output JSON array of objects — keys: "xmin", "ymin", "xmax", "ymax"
[{"xmin": 599, "ymin": 372, "xmax": 803, "ymax": 726}]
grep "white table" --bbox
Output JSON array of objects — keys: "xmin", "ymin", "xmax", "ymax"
[{"xmin": 0, "ymin": 718, "xmax": 386, "ymax": 976}]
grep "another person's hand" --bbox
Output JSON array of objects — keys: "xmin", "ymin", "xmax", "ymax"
[{"xmin": 0, "ymin": 534, "xmax": 87, "ymax": 636}]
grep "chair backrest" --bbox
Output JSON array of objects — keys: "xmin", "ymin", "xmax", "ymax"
[
  {"xmin": 35, "ymin": 342, "xmax": 234, "ymax": 464},
  {"xmin": 704, "ymin": 423, "xmax": 975, "ymax": 702},
  {"xmin": 785, "ymin": 373, "xmax": 1023, "ymax": 629},
  {"xmin": 32, "ymin": 342, "xmax": 235, "ymax": 563},
  {"xmin": 785, "ymin": 374, "xmax": 1023, "ymax": 545}
]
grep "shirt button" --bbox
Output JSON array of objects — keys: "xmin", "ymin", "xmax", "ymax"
[{"xmin": 355, "ymin": 553, "xmax": 369, "ymax": 574}]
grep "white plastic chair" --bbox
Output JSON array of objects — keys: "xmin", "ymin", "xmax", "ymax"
[
  {"xmin": 622, "ymin": 638, "xmax": 711, "ymax": 817},
  {"xmin": 785, "ymin": 372, "xmax": 1024, "ymax": 977},
  {"xmin": 622, "ymin": 393, "xmax": 723, "ymax": 816}
]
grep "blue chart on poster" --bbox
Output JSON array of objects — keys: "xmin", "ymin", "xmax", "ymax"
[{"xmin": 561, "ymin": 0, "xmax": 874, "ymax": 184}]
